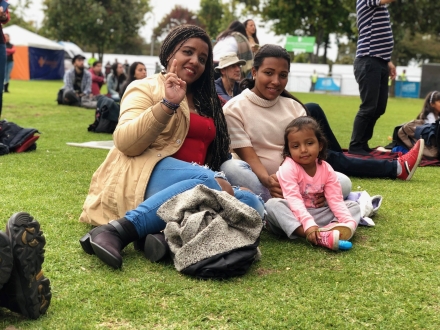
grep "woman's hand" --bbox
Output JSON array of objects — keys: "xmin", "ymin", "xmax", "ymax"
[
  {"xmin": 305, "ymin": 226, "xmax": 320, "ymax": 245},
  {"xmin": 164, "ymin": 59, "xmax": 187, "ymax": 105},
  {"xmin": 265, "ymin": 174, "xmax": 283, "ymax": 198},
  {"xmin": 313, "ymin": 192, "xmax": 326, "ymax": 208}
]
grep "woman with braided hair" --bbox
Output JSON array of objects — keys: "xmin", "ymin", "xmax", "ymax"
[{"xmin": 78, "ymin": 25, "xmax": 264, "ymax": 269}]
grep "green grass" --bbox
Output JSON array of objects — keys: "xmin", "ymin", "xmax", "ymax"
[{"xmin": 1, "ymin": 81, "xmax": 439, "ymax": 329}]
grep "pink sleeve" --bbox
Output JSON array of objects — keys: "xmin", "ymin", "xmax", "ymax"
[
  {"xmin": 323, "ymin": 163, "xmax": 356, "ymax": 223},
  {"xmin": 277, "ymin": 158, "xmax": 317, "ymax": 231}
]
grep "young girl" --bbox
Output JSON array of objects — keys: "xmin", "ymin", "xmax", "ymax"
[
  {"xmin": 417, "ymin": 91, "xmax": 440, "ymax": 124},
  {"xmin": 265, "ymin": 117, "xmax": 361, "ymax": 251}
]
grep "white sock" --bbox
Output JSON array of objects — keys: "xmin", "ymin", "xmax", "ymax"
[{"xmin": 396, "ymin": 161, "xmax": 402, "ymax": 176}]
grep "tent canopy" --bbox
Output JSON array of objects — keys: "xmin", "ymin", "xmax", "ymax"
[{"xmin": 3, "ymin": 25, "xmax": 64, "ymax": 50}]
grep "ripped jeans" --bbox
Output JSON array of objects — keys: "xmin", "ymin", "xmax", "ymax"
[{"xmin": 125, "ymin": 157, "xmax": 265, "ymax": 238}]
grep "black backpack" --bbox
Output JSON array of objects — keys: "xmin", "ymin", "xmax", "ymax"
[
  {"xmin": 180, "ymin": 239, "xmax": 260, "ymax": 280},
  {"xmin": 88, "ymin": 95, "xmax": 120, "ymax": 134}
]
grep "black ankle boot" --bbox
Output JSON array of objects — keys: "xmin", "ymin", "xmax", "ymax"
[
  {"xmin": 4, "ymin": 83, "xmax": 9, "ymax": 93},
  {"xmin": 144, "ymin": 233, "xmax": 170, "ymax": 262},
  {"xmin": 89, "ymin": 218, "xmax": 139, "ymax": 269}
]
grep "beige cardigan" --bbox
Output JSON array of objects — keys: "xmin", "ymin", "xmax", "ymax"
[{"xmin": 80, "ymin": 73, "xmax": 190, "ymax": 226}]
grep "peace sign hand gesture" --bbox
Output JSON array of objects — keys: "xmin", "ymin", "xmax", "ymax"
[{"xmin": 164, "ymin": 59, "xmax": 187, "ymax": 105}]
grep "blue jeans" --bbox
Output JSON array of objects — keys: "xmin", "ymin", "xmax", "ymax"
[
  {"xmin": 125, "ymin": 157, "xmax": 265, "ymax": 237},
  {"xmin": 4, "ymin": 60, "xmax": 13, "ymax": 84},
  {"xmin": 220, "ymin": 159, "xmax": 352, "ymax": 202},
  {"xmin": 0, "ymin": 44, "xmax": 5, "ymax": 117}
]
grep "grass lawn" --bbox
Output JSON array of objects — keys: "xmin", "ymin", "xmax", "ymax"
[{"xmin": 0, "ymin": 80, "xmax": 439, "ymax": 329}]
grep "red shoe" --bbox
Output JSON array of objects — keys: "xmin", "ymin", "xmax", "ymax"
[{"xmin": 397, "ymin": 139, "xmax": 424, "ymax": 181}]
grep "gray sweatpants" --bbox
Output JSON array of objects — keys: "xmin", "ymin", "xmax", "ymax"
[{"xmin": 264, "ymin": 198, "xmax": 361, "ymax": 239}]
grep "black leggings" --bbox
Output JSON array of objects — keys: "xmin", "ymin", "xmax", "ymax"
[{"xmin": 305, "ymin": 103, "xmax": 397, "ymax": 179}]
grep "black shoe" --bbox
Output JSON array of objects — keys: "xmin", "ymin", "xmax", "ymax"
[
  {"xmin": 4, "ymin": 83, "xmax": 9, "ymax": 93},
  {"xmin": 144, "ymin": 233, "xmax": 169, "ymax": 262},
  {"xmin": 0, "ymin": 231, "xmax": 13, "ymax": 290},
  {"xmin": 0, "ymin": 212, "xmax": 51, "ymax": 319},
  {"xmin": 89, "ymin": 218, "xmax": 138, "ymax": 269}
]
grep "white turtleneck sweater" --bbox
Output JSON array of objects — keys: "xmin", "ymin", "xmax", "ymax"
[{"xmin": 223, "ymin": 88, "xmax": 307, "ymax": 175}]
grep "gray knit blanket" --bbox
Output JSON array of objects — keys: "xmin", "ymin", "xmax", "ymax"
[{"xmin": 157, "ymin": 184, "xmax": 263, "ymax": 271}]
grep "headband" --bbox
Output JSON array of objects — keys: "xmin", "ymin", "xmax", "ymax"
[{"xmin": 430, "ymin": 91, "xmax": 438, "ymax": 104}]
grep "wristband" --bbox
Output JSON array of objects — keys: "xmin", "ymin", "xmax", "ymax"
[{"xmin": 161, "ymin": 98, "xmax": 180, "ymax": 113}]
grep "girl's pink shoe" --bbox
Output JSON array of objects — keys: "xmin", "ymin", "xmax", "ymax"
[{"xmin": 319, "ymin": 221, "xmax": 356, "ymax": 240}]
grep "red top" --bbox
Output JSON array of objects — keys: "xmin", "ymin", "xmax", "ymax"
[
  {"xmin": 89, "ymin": 68, "xmax": 105, "ymax": 95},
  {"xmin": 173, "ymin": 113, "xmax": 216, "ymax": 165}
]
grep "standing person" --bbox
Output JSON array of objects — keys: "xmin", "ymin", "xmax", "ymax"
[
  {"xmin": 4, "ymin": 33, "xmax": 14, "ymax": 93},
  {"xmin": 398, "ymin": 69, "xmax": 407, "ymax": 81},
  {"xmin": 0, "ymin": 4, "xmax": 9, "ymax": 117},
  {"xmin": 123, "ymin": 59, "xmax": 130, "ymax": 75},
  {"xmin": 220, "ymin": 44, "xmax": 424, "ymax": 204},
  {"xmin": 89, "ymin": 60, "xmax": 105, "ymax": 96},
  {"xmin": 104, "ymin": 61, "xmax": 112, "ymax": 76},
  {"xmin": 214, "ymin": 52, "xmax": 245, "ymax": 102},
  {"xmin": 106, "ymin": 62, "xmax": 126, "ymax": 101},
  {"xmin": 310, "ymin": 70, "xmax": 318, "ymax": 92},
  {"xmin": 119, "ymin": 61, "xmax": 147, "ymax": 98},
  {"xmin": 349, "ymin": 0, "xmax": 397, "ymax": 155},
  {"xmin": 213, "ymin": 21, "xmax": 253, "ymax": 79},
  {"xmin": 265, "ymin": 117, "xmax": 359, "ymax": 251},
  {"xmin": 244, "ymin": 19, "xmax": 260, "ymax": 54},
  {"xmin": 78, "ymin": 25, "xmax": 264, "ymax": 269}
]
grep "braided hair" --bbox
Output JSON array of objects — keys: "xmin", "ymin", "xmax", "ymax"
[
  {"xmin": 159, "ymin": 25, "xmax": 230, "ymax": 171},
  {"xmin": 239, "ymin": 44, "xmax": 308, "ymax": 113}
]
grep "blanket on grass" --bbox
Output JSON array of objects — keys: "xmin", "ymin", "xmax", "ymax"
[{"xmin": 342, "ymin": 148, "xmax": 440, "ymax": 167}]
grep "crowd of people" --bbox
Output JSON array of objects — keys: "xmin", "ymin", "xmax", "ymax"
[
  {"xmin": 78, "ymin": 18, "xmax": 426, "ymax": 272},
  {"xmin": 1, "ymin": 0, "xmax": 437, "ymax": 320},
  {"xmin": 58, "ymin": 57, "xmax": 148, "ymax": 109}
]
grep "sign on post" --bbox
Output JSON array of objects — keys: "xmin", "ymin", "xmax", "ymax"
[{"xmin": 285, "ymin": 36, "xmax": 315, "ymax": 53}]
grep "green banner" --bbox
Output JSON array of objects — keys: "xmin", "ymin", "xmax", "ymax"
[{"xmin": 285, "ymin": 36, "xmax": 315, "ymax": 53}]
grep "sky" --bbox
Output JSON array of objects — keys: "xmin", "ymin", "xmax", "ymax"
[{"xmin": 8, "ymin": 0, "xmax": 335, "ymax": 59}]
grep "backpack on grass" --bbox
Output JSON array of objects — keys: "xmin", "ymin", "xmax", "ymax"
[
  {"xmin": 88, "ymin": 95, "xmax": 120, "ymax": 134},
  {"xmin": 396, "ymin": 119, "xmax": 440, "ymax": 159}
]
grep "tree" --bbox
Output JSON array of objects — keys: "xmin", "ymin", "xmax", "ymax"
[
  {"xmin": 40, "ymin": 0, "xmax": 150, "ymax": 61},
  {"xmin": 6, "ymin": 0, "xmax": 38, "ymax": 32},
  {"xmin": 198, "ymin": 0, "xmax": 224, "ymax": 40},
  {"xmin": 260, "ymin": 0, "xmax": 353, "ymax": 63},
  {"xmin": 153, "ymin": 5, "xmax": 202, "ymax": 41}
]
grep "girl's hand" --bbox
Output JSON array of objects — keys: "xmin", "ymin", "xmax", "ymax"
[
  {"xmin": 266, "ymin": 174, "xmax": 283, "ymax": 198},
  {"xmin": 164, "ymin": 59, "xmax": 187, "ymax": 104},
  {"xmin": 305, "ymin": 226, "xmax": 320, "ymax": 245}
]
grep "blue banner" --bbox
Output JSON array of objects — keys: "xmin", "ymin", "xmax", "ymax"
[
  {"xmin": 395, "ymin": 81, "xmax": 420, "ymax": 98},
  {"xmin": 29, "ymin": 47, "xmax": 64, "ymax": 80},
  {"xmin": 315, "ymin": 77, "xmax": 341, "ymax": 92}
]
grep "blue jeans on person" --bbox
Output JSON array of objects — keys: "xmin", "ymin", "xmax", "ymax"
[
  {"xmin": 0, "ymin": 44, "xmax": 5, "ymax": 117},
  {"xmin": 4, "ymin": 60, "xmax": 13, "ymax": 84},
  {"xmin": 125, "ymin": 157, "xmax": 265, "ymax": 238},
  {"xmin": 220, "ymin": 159, "xmax": 353, "ymax": 202}
]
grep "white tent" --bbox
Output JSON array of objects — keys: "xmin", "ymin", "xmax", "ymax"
[{"xmin": 3, "ymin": 25, "xmax": 63, "ymax": 50}]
